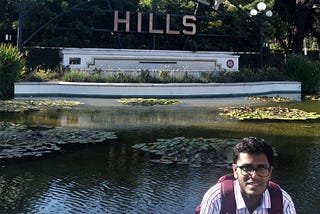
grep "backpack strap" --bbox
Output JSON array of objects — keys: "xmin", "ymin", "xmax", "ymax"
[
  {"xmin": 268, "ymin": 181, "xmax": 283, "ymax": 214},
  {"xmin": 220, "ymin": 179, "xmax": 283, "ymax": 214},
  {"xmin": 218, "ymin": 173, "xmax": 235, "ymax": 183},
  {"xmin": 220, "ymin": 179, "xmax": 236, "ymax": 214},
  {"xmin": 194, "ymin": 174, "xmax": 235, "ymax": 214},
  {"xmin": 195, "ymin": 174, "xmax": 284, "ymax": 214}
]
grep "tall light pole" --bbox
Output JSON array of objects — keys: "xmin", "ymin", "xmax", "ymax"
[
  {"xmin": 17, "ymin": 1, "xmax": 26, "ymax": 50},
  {"xmin": 250, "ymin": 2, "xmax": 272, "ymax": 69}
]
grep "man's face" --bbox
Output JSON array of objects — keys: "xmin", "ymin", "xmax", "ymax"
[{"xmin": 232, "ymin": 152, "xmax": 272, "ymax": 199}]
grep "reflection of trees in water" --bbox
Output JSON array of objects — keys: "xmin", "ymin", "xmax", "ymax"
[
  {"xmin": 5, "ymin": 107, "xmax": 319, "ymax": 138},
  {"xmin": 0, "ymin": 172, "xmax": 40, "ymax": 212},
  {"xmin": 60, "ymin": 107, "xmax": 222, "ymax": 129},
  {"xmin": 3, "ymin": 110, "xmax": 63, "ymax": 127},
  {"xmin": 0, "ymin": 104, "xmax": 319, "ymax": 213},
  {"xmin": 300, "ymin": 143, "xmax": 320, "ymax": 212},
  {"xmin": 266, "ymin": 135, "xmax": 320, "ymax": 214},
  {"xmin": 0, "ymin": 141, "xmax": 147, "ymax": 213}
]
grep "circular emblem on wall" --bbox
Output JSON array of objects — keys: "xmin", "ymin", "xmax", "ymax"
[{"xmin": 226, "ymin": 59, "xmax": 234, "ymax": 68}]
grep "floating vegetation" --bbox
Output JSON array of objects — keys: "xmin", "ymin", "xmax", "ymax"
[
  {"xmin": 247, "ymin": 95, "xmax": 295, "ymax": 102},
  {"xmin": 118, "ymin": 98, "xmax": 181, "ymax": 106},
  {"xmin": 132, "ymin": 137, "xmax": 239, "ymax": 167},
  {"xmin": 220, "ymin": 106, "xmax": 320, "ymax": 121},
  {"xmin": 0, "ymin": 121, "xmax": 117, "ymax": 159},
  {"xmin": 304, "ymin": 95, "xmax": 320, "ymax": 101},
  {"xmin": 0, "ymin": 99, "xmax": 84, "ymax": 112}
]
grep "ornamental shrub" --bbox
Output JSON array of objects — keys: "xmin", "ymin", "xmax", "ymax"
[
  {"xmin": 62, "ymin": 70, "xmax": 87, "ymax": 82},
  {"xmin": 283, "ymin": 55, "xmax": 320, "ymax": 95},
  {"xmin": 0, "ymin": 43, "xmax": 25, "ymax": 99},
  {"xmin": 24, "ymin": 68, "xmax": 60, "ymax": 82}
]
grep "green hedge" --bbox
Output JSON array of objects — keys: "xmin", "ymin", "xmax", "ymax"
[
  {"xmin": 24, "ymin": 47, "xmax": 61, "ymax": 70},
  {"xmin": 283, "ymin": 55, "xmax": 320, "ymax": 95},
  {"xmin": 0, "ymin": 43, "xmax": 25, "ymax": 99}
]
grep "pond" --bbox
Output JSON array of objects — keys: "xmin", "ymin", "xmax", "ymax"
[{"xmin": 0, "ymin": 97, "xmax": 319, "ymax": 214}]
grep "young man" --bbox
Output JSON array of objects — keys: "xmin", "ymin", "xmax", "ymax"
[{"xmin": 200, "ymin": 137, "xmax": 296, "ymax": 214}]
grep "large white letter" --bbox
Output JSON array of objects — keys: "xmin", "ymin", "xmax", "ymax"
[
  {"xmin": 183, "ymin": 15, "xmax": 196, "ymax": 35},
  {"xmin": 166, "ymin": 14, "xmax": 180, "ymax": 35},
  {"xmin": 137, "ymin": 12, "xmax": 142, "ymax": 33},
  {"xmin": 114, "ymin": 11, "xmax": 130, "ymax": 32},
  {"xmin": 149, "ymin": 13, "xmax": 164, "ymax": 34}
]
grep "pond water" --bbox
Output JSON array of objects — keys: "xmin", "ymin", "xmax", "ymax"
[{"xmin": 0, "ymin": 97, "xmax": 319, "ymax": 214}]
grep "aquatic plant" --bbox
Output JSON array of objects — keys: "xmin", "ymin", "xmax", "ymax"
[
  {"xmin": 220, "ymin": 106, "xmax": 320, "ymax": 121},
  {"xmin": 247, "ymin": 95, "xmax": 295, "ymax": 102},
  {"xmin": 0, "ymin": 121, "xmax": 117, "ymax": 159},
  {"xmin": 304, "ymin": 95, "xmax": 320, "ymax": 101},
  {"xmin": 132, "ymin": 137, "xmax": 238, "ymax": 167},
  {"xmin": 0, "ymin": 99, "xmax": 84, "ymax": 112},
  {"xmin": 118, "ymin": 98, "xmax": 181, "ymax": 106}
]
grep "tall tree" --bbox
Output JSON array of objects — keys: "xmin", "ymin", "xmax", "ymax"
[
  {"xmin": 2, "ymin": 0, "xmax": 318, "ymax": 53},
  {"xmin": 275, "ymin": 0, "xmax": 319, "ymax": 53},
  {"xmin": 0, "ymin": 0, "xmax": 18, "ymax": 44}
]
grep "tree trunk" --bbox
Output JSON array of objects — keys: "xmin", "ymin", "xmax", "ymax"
[
  {"xmin": 275, "ymin": 0, "xmax": 313, "ymax": 54},
  {"xmin": 292, "ymin": 0, "xmax": 310, "ymax": 53}
]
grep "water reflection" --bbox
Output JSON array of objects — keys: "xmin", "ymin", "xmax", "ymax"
[{"xmin": 0, "ymin": 99, "xmax": 319, "ymax": 213}]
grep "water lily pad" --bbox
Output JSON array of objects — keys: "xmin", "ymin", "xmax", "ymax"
[
  {"xmin": 0, "ymin": 121, "xmax": 118, "ymax": 160},
  {"xmin": 220, "ymin": 106, "xmax": 320, "ymax": 121},
  {"xmin": 132, "ymin": 137, "xmax": 239, "ymax": 167},
  {"xmin": 247, "ymin": 95, "xmax": 295, "ymax": 102},
  {"xmin": 304, "ymin": 95, "xmax": 320, "ymax": 101},
  {"xmin": 0, "ymin": 99, "xmax": 84, "ymax": 112},
  {"xmin": 118, "ymin": 98, "xmax": 181, "ymax": 106}
]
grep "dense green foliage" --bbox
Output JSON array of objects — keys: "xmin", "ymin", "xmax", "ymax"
[
  {"xmin": 24, "ymin": 48, "xmax": 61, "ymax": 70},
  {"xmin": 118, "ymin": 98, "xmax": 181, "ymax": 106},
  {"xmin": 276, "ymin": 0, "xmax": 319, "ymax": 53},
  {"xmin": 0, "ymin": 121, "xmax": 117, "ymax": 159},
  {"xmin": 25, "ymin": 66, "xmax": 288, "ymax": 84},
  {"xmin": 15, "ymin": 0, "xmax": 256, "ymax": 51},
  {"xmin": 220, "ymin": 106, "xmax": 320, "ymax": 121},
  {"xmin": 283, "ymin": 55, "xmax": 320, "ymax": 95},
  {"xmin": 132, "ymin": 137, "xmax": 237, "ymax": 167},
  {"xmin": 1, "ymin": 0, "xmax": 318, "ymax": 53},
  {"xmin": 0, "ymin": 43, "xmax": 25, "ymax": 99},
  {"xmin": 0, "ymin": 99, "xmax": 83, "ymax": 112},
  {"xmin": 215, "ymin": 66, "xmax": 288, "ymax": 83},
  {"xmin": 1, "ymin": 1, "xmax": 319, "ymax": 97}
]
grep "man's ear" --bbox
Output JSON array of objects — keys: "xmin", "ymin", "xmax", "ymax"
[
  {"xmin": 269, "ymin": 166, "xmax": 273, "ymax": 179},
  {"xmin": 232, "ymin": 164, "xmax": 238, "ymax": 179}
]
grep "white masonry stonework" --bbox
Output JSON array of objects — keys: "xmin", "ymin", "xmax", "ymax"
[
  {"xmin": 14, "ymin": 81, "xmax": 301, "ymax": 99},
  {"xmin": 61, "ymin": 48, "xmax": 239, "ymax": 73}
]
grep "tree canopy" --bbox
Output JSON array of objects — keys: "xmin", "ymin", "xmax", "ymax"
[{"xmin": 0, "ymin": 0, "xmax": 318, "ymax": 53}]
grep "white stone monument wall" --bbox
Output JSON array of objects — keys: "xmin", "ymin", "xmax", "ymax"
[{"xmin": 61, "ymin": 48, "xmax": 239, "ymax": 75}]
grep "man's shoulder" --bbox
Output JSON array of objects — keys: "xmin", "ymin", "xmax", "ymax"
[
  {"xmin": 280, "ymin": 188, "xmax": 295, "ymax": 202},
  {"xmin": 200, "ymin": 183, "xmax": 223, "ymax": 214},
  {"xmin": 202, "ymin": 182, "xmax": 222, "ymax": 200}
]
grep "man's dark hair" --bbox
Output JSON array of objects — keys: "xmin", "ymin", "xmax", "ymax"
[{"xmin": 233, "ymin": 137, "xmax": 274, "ymax": 166}]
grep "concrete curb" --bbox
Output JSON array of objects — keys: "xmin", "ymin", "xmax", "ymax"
[{"xmin": 14, "ymin": 81, "xmax": 301, "ymax": 98}]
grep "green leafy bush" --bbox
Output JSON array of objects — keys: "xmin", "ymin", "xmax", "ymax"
[
  {"xmin": 24, "ymin": 69, "xmax": 60, "ymax": 82},
  {"xmin": 0, "ymin": 43, "xmax": 25, "ymax": 99},
  {"xmin": 86, "ymin": 73, "xmax": 108, "ymax": 83},
  {"xmin": 23, "ymin": 64, "xmax": 293, "ymax": 86},
  {"xmin": 139, "ymin": 70, "xmax": 156, "ymax": 83},
  {"xmin": 25, "ymin": 48, "xmax": 60, "ymax": 70},
  {"xmin": 263, "ymin": 66, "xmax": 288, "ymax": 81},
  {"xmin": 199, "ymin": 72, "xmax": 214, "ymax": 83},
  {"xmin": 62, "ymin": 70, "xmax": 87, "ymax": 82},
  {"xmin": 215, "ymin": 67, "xmax": 288, "ymax": 83},
  {"xmin": 283, "ymin": 55, "xmax": 320, "ymax": 95}
]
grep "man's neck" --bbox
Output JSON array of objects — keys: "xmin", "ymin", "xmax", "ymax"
[{"xmin": 242, "ymin": 193, "xmax": 262, "ymax": 214}]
